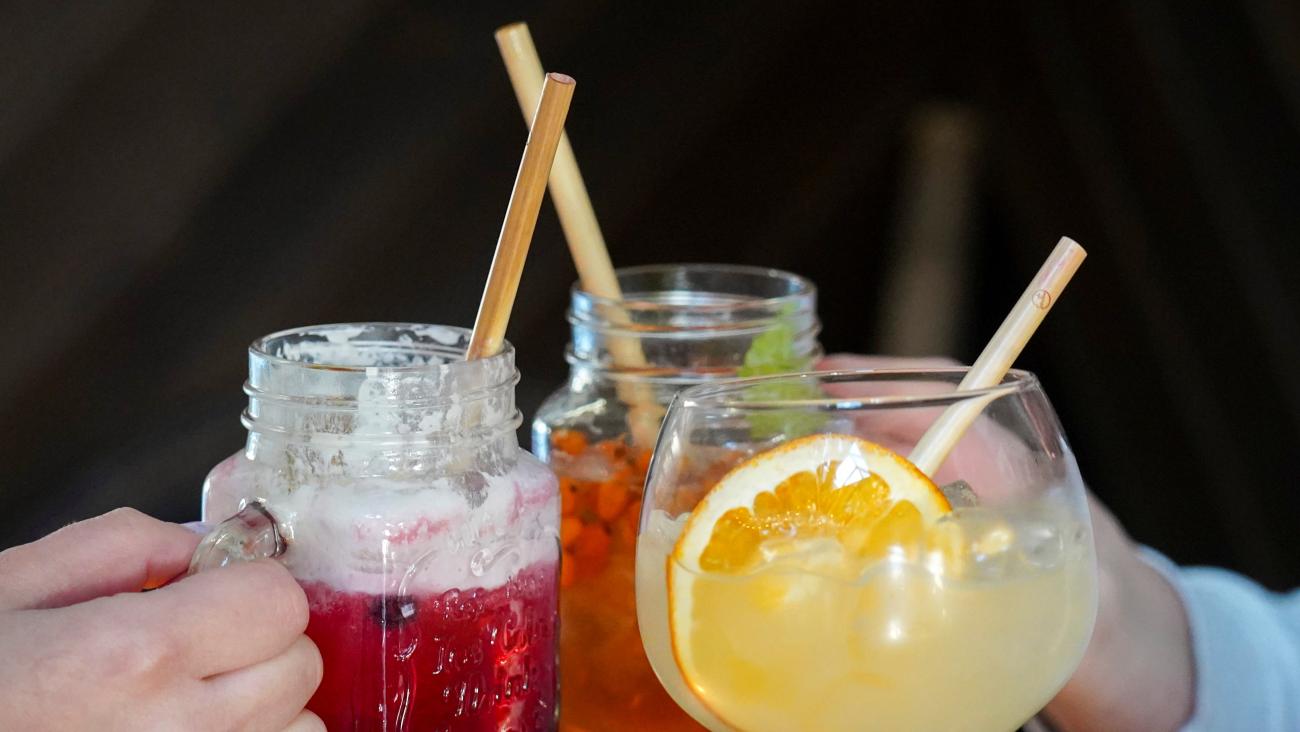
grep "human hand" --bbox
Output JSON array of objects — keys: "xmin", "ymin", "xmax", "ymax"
[
  {"xmin": 0, "ymin": 508, "xmax": 324, "ymax": 732},
  {"xmin": 1043, "ymin": 497, "xmax": 1193, "ymax": 732},
  {"xmin": 818, "ymin": 354, "xmax": 1194, "ymax": 732}
]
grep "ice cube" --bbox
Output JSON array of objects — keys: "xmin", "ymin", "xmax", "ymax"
[
  {"xmin": 949, "ymin": 507, "xmax": 1016, "ymax": 580},
  {"xmin": 1017, "ymin": 520, "xmax": 1065, "ymax": 569},
  {"xmin": 940, "ymin": 480, "xmax": 979, "ymax": 507}
]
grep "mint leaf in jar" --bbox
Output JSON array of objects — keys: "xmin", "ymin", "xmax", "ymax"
[{"xmin": 737, "ymin": 319, "xmax": 824, "ymax": 439}]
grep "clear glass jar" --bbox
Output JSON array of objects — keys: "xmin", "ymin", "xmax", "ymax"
[
  {"xmin": 196, "ymin": 323, "xmax": 559, "ymax": 731},
  {"xmin": 532, "ymin": 265, "xmax": 820, "ymax": 731}
]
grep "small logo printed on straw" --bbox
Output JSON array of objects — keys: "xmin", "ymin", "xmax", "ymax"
[{"xmin": 1031, "ymin": 289, "xmax": 1052, "ymax": 310}]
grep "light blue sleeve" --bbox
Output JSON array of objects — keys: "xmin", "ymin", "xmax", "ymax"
[{"xmin": 1141, "ymin": 549, "xmax": 1300, "ymax": 731}]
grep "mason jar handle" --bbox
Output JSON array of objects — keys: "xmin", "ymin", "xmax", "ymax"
[{"xmin": 187, "ymin": 501, "xmax": 287, "ymax": 575}]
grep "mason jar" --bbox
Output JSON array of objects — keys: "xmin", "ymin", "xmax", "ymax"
[
  {"xmin": 194, "ymin": 323, "xmax": 559, "ymax": 731},
  {"xmin": 532, "ymin": 265, "xmax": 820, "ymax": 731}
]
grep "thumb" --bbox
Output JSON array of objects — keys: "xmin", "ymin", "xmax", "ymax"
[{"xmin": 0, "ymin": 507, "xmax": 201, "ymax": 610}]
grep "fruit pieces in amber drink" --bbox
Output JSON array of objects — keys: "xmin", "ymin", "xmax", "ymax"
[
  {"xmin": 551, "ymin": 428, "xmax": 748, "ymax": 579},
  {"xmin": 551, "ymin": 429, "xmax": 648, "ymax": 586}
]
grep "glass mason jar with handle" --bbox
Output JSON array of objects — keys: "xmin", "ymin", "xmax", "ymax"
[
  {"xmin": 532, "ymin": 264, "xmax": 820, "ymax": 731},
  {"xmin": 192, "ymin": 323, "xmax": 560, "ymax": 731}
]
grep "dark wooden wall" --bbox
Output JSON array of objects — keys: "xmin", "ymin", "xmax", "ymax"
[{"xmin": 2, "ymin": 0, "xmax": 1298, "ymax": 587}]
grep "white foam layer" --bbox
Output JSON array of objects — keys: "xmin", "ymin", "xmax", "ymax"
[{"xmin": 202, "ymin": 452, "xmax": 559, "ymax": 595}]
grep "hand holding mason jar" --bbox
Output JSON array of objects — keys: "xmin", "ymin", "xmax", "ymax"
[{"xmin": 0, "ymin": 509, "xmax": 324, "ymax": 732}]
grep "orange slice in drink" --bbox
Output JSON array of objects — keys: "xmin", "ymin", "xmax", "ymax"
[{"xmin": 667, "ymin": 434, "xmax": 951, "ymax": 730}]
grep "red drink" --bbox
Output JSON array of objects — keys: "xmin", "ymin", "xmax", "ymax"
[{"xmin": 304, "ymin": 561, "xmax": 559, "ymax": 731}]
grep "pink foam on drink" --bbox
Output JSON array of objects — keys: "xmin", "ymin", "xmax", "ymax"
[
  {"xmin": 304, "ymin": 561, "xmax": 558, "ymax": 730},
  {"xmin": 202, "ymin": 452, "xmax": 562, "ymax": 730},
  {"xmin": 203, "ymin": 452, "xmax": 561, "ymax": 596}
]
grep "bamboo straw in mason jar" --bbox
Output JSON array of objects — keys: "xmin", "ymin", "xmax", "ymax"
[{"xmin": 467, "ymin": 72, "xmax": 576, "ymax": 360}]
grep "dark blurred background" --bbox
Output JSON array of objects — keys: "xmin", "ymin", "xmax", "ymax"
[{"xmin": 2, "ymin": 1, "xmax": 1298, "ymax": 588}]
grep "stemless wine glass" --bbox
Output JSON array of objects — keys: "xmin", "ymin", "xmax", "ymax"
[{"xmin": 635, "ymin": 369, "xmax": 1098, "ymax": 732}]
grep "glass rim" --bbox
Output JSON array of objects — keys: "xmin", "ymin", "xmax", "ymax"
[
  {"xmin": 248, "ymin": 322, "xmax": 515, "ymax": 374},
  {"xmin": 571, "ymin": 263, "xmax": 817, "ymax": 312},
  {"xmin": 676, "ymin": 368, "xmax": 1040, "ymax": 410}
]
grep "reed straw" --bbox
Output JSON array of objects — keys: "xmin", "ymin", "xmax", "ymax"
[
  {"xmin": 495, "ymin": 23, "xmax": 623, "ymax": 302},
  {"xmin": 466, "ymin": 72, "xmax": 576, "ymax": 360},
  {"xmin": 908, "ymin": 237, "xmax": 1087, "ymax": 475},
  {"xmin": 495, "ymin": 22, "xmax": 662, "ymax": 447}
]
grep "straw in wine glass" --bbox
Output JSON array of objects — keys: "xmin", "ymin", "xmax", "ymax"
[
  {"xmin": 466, "ymin": 72, "xmax": 576, "ymax": 360},
  {"xmin": 908, "ymin": 236, "xmax": 1087, "ymax": 475}
]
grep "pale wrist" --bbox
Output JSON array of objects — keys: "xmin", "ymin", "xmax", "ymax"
[{"xmin": 1045, "ymin": 549, "xmax": 1194, "ymax": 732}]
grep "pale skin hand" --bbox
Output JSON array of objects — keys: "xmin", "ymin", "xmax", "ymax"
[
  {"xmin": 819, "ymin": 355, "xmax": 1194, "ymax": 732},
  {"xmin": 0, "ymin": 508, "xmax": 325, "ymax": 732}
]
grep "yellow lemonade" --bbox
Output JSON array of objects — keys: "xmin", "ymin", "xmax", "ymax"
[{"xmin": 637, "ymin": 504, "xmax": 1097, "ymax": 732}]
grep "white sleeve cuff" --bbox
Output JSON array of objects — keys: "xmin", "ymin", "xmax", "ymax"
[{"xmin": 1140, "ymin": 548, "xmax": 1300, "ymax": 732}]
